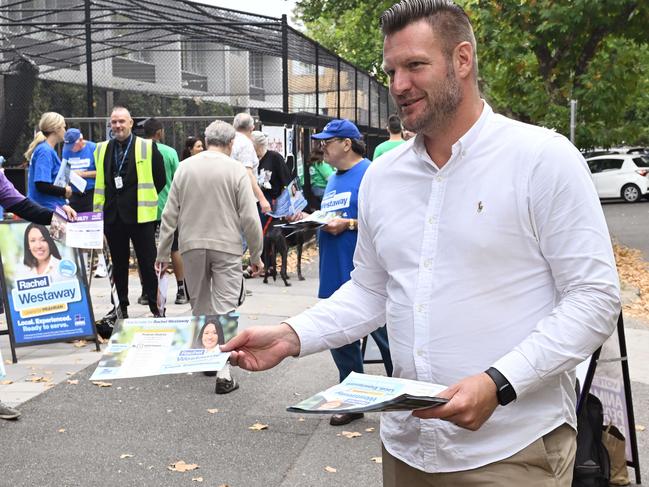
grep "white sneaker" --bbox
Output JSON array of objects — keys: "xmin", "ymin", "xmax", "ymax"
[{"xmin": 94, "ymin": 265, "xmax": 108, "ymax": 278}]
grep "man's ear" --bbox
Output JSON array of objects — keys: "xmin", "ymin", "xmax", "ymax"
[{"xmin": 454, "ymin": 41, "xmax": 474, "ymax": 80}]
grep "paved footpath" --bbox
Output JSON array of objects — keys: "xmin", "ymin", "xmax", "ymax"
[{"xmin": 1, "ymin": 259, "xmax": 649, "ymax": 486}]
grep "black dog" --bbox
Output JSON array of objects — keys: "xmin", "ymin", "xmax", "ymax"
[
  {"xmin": 262, "ymin": 220, "xmax": 290, "ymax": 286},
  {"xmin": 262, "ymin": 221, "xmax": 317, "ymax": 286}
]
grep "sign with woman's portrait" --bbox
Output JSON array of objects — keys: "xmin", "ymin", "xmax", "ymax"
[{"xmin": 0, "ymin": 221, "xmax": 96, "ymax": 348}]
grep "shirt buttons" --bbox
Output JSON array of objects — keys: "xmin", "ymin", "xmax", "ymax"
[
  {"xmin": 416, "ymin": 349, "xmax": 424, "ymax": 357},
  {"xmin": 423, "ymin": 259, "xmax": 432, "ymax": 268},
  {"xmin": 436, "ymin": 176, "xmax": 443, "ymax": 182},
  {"xmin": 416, "ymin": 304, "xmax": 424, "ymax": 313},
  {"xmin": 428, "ymin": 216, "xmax": 435, "ymax": 225}
]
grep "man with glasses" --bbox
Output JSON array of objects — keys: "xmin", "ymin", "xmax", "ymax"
[{"xmin": 302, "ymin": 119, "xmax": 393, "ymax": 426}]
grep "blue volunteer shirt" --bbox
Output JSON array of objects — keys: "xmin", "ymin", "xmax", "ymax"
[
  {"xmin": 317, "ymin": 158, "xmax": 371, "ymax": 299},
  {"xmin": 62, "ymin": 141, "xmax": 97, "ymax": 192},
  {"xmin": 27, "ymin": 141, "xmax": 66, "ymax": 210}
]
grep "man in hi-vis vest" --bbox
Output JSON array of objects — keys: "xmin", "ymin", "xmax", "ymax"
[{"xmin": 94, "ymin": 106, "xmax": 166, "ymax": 318}]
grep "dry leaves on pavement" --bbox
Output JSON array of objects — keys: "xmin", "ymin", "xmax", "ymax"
[
  {"xmin": 191, "ymin": 478, "xmax": 203, "ymax": 482},
  {"xmin": 614, "ymin": 243, "xmax": 649, "ymax": 321},
  {"xmin": 340, "ymin": 431, "xmax": 362, "ymax": 439},
  {"xmin": 92, "ymin": 381, "xmax": 112, "ymax": 388},
  {"xmin": 636, "ymin": 424, "xmax": 646, "ymax": 432},
  {"xmin": 73, "ymin": 340, "xmax": 88, "ymax": 348},
  {"xmin": 58, "ymin": 428, "xmax": 66, "ymax": 433},
  {"xmin": 25, "ymin": 376, "xmax": 52, "ymax": 383},
  {"xmin": 324, "ymin": 466, "xmax": 337, "ymax": 473},
  {"xmin": 206, "ymin": 408, "xmax": 219, "ymax": 414},
  {"xmin": 168, "ymin": 460, "xmax": 199, "ymax": 472},
  {"xmin": 0, "ymin": 380, "xmax": 13, "ymax": 385},
  {"xmin": 371, "ymin": 457, "xmax": 382, "ymax": 464},
  {"xmin": 120, "ymin": 454, "xmax": 134, "ymax": 459},
  {"xmin": 365, "ymin": 427, "xmax": 375, "ymax": 432},
  {"xmin": 67, "ymin": 379, "xmax": 79, "ymax": 385},
  {"xmin": 248, "ymin": 422, "xmax": 268, "ymax": 431}
]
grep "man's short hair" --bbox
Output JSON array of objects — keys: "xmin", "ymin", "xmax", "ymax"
[
  {"xmin": 143, "ymin": 117, "xmax": 163, "ymax": 137},
  {"xmin": 380, "ymin": 0, "xmax": 478, "ymax": 77},
  {"xmin": 233, "ymin": 112, "xmax": 255, "ymax": 131},
  {"xmin": 204, "ymin": 120, "xmax": 236, "ymax": 147},
  {"xmin": 387, "ymin": 114, "xmax": 402, "ymax": 134},
  {"xmin": 111, "ymin": 105, "xmax": 131, "ymax": 117},
  {"xmin": 350, "ymin": 138, "xmax": 366, "ymax": 157}
]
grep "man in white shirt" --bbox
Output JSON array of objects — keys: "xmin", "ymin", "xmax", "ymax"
[
  {"xmin": 231, "ymin": 113, "xmax": 271, "ymax": 215},
  {"xmin": 222, "ymin": 1, "xmax": 620, "ymax": 485}
]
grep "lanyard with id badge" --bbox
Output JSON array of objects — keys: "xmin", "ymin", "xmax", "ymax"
[{"xmin": 113, "ymin": 134, "xmax": 133, "ymax": 190}]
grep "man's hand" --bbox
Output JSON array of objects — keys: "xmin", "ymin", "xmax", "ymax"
[
  {"xmin": 220, "ymin": 323, "xmax": 301, "ymax": 371},
  {"xmin": 64, "ymin": 185, "xmax": 73, "ymax": 199},
  {"xmin": 322, "ymin": 218, "xmax": 349, "ymax": 235},
  {"xmin": 286, "ymin": 211, "xmax": 308, "ymax": 223},
  {"xmin": 250, "ymin": 260, "xmax": 265, "ymax": 277},
  {"xmin": 61, "ymin": 205, "xmax": 77, "ymax": 221},
  {"xmin": 154, "ymin": 261, "xmax": 169, "ymax": 274},
  {"xmin": 260, "ymin": 198, "xmax": 272, "ymax": 214},
  {"xmin": 412, "ymin": 372, "xmax": 499, "ymax": 431}
]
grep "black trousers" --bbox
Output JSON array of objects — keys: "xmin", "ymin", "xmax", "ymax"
[{"xmin": 105, "ymin": 219, "xmax": 159, "ymax": 316}]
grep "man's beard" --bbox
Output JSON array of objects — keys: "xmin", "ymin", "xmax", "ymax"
[{"xmin": 398, "ymin": 63, "xmax": 463, "ymax": 134}]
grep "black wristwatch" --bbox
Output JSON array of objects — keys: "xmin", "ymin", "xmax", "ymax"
[{"xmin": 485, "ymin": 367, "xmax": 517, "ymax": 406}]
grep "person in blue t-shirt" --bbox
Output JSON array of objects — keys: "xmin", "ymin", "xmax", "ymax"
[
  {"xmin": 294, "ymin": 119, "xmax": 393, "ymax": 427},
  {"xmin": 25, "ymin": 112, "xmax": 72, "ymax": 210},
  {"xmin": 62, "ymin": 128, "xmax": 97, "ymax": 213}
]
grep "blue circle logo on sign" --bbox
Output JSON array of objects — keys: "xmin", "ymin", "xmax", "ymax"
[{"xmin": 58, "ymin": 259, "xmax": 77, "ymax": 278}]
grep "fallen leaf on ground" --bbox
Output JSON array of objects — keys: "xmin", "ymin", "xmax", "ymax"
[
  {"xmin": 298, "ymin": 417, "xmax": 305, "ymax": 422},
  {"xmin": 168, "ymin": 460, "xmax": 199, "ymax": 472},
  {"xmin": 191, "ymin": 477, "xmax": 204, "ymax": 482},
  {"xmin": 217, "ymin": 484, "xmax": 230, "ymax": 487},
  {"xmin": 65, "ymin": 372, "xmax": 74, "ymax": 376},
  {"xmin": 0, "ymin": 380, "xmax": 13, "ymax": 385},
  {"xmin": 636, "ymin": 424, "xmax": 646, "ymax": 432},
  {"xmin": 4, "ymin": 360, "xmax": 11, "ymax": 365},
  {"xmin": 92, "ymin": 381, "xmax": 112, "ymax": 387},
  {"xmin": 340, "ymin": 431, "xmax": 362, "ymax": 439},
  {"xmin": 324, "ymin": 466, "xmax": 337, "ymax": 473},
  {"xmin": 248, "ymin": 422, "xmax": 268, "ymax": 431},
  {"xmin": 58, "ymin": 428, "xmax": 66, "ymax": 433},
  {"xmin": 25, "ymin": 376, "xmax": 52, "ymax": 383},
  {"xmin": 371, "ymin": 457, "xmax": 382, "ymax": 463},
  {"xmin": 365, "ymin": 427, "xmax": 375, "ymax": 432},
  {"xmin": 120, "ymin": 454, "xmax": 134, "ymax": 459},
  {"xmin": 248, "ymin": 315, "xmax": 258, "ymax": 320},
  {"xmin": 206, "ymin": 408, "xmax": 219, "ymax": 414},
  {"xmin": 73, "ymin": 340, "xmax": 87, "ymax": 348},
  {"xmin": 67, "ymin": 379, "xmax": 79, "ymax": 385}
]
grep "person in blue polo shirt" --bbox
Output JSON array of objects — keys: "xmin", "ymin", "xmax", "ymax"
[
  {"xmin": 302, "ymin": 119, "xmax": 393, "ymax": 426},
  {"xmin": 25, "ymin": 112, "xmax": 72, "ymax": 210},
  {"xmin": 62, "ymin": 128, "xmax": 97, "ymax": 213}
]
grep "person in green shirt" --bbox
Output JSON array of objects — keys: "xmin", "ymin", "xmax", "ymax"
[
  {"xmin": 143, "ymin": 118, "xmax": 189, "ymax": 306},
  {"xmin": 373, "ymin": 114, "xmax": 406, "ymax": 160},
  {"xmin": 308, "ymin": 148, "xmax": 335, "ymax": 208}
]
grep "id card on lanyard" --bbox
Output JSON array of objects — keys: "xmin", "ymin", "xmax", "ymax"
[{"xmin": 113, "ymin": 135, "xmax": 133, "ymax": 190}]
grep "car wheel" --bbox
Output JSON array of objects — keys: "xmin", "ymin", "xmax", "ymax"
[{"xmin": 621, "ymin": 184, "xmax": 641, "ymax": 203}]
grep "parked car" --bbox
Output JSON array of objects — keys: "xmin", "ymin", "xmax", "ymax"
[{"xmin": 586, "ymin": 154, "xmax": 649, "ymax": 202}]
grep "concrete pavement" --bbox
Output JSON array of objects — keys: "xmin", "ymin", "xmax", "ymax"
[{"xmin": 1, "ymin": 256, "xmax": 649, "ymax": 485}]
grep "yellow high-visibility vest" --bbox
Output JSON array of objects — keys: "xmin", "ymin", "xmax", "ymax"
[{"xmin": 93, "ymin": 136, "xmax": 158, "ymax": 223}]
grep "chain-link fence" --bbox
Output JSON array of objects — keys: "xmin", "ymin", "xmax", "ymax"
[{"xmin": 0, "ymin": 0, "xmax": 396, "ymax": 165}]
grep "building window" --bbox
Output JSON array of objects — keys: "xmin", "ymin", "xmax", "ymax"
[
  {"xmin": 249, "ymin": 52, "xmax": 264, "ymax": 90},
  {"xmin": 181, "ymin": 40, "xmax": 206, "ymax": 75}
]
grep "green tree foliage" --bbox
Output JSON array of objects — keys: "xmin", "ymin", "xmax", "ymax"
[{"xmin": 294, "ymin": 0, "xmax": 649, "ymax": 148}]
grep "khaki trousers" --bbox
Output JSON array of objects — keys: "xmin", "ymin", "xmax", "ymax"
[
  {"xmin": 182, "ymin": 248, "xmax": 245, "ymax": 316},
  {"xmin": 383, "ymin": 423, "xmax": 576, "ymax": 487}
]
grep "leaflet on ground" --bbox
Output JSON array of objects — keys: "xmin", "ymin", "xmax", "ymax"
[
  {"xmin": 50, "ymin": 207, "xmax": 103, "ymax": 249},
  {"xmin": 287, "ymin": 372, "xmax": 449, "ymax": 414},
  {"xmin": 89, "ymin": 313, "xmax": 238, "ymax": 380},
  {"xmin": 267, "ymin": 178, "xmax": 307, "ymax": 218}
]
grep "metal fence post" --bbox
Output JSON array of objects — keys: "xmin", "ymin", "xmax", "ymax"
[
  {"xmin": 354, "ymin": 68, "xmax": 358, "ymax": 124},
  {"xmin": 315, "ymin": 45, "xmax": 319, "ymax": 115},
  {"xmin": 84, "ymin": 0, "xmax": 94, "ymax": 126},
  {"xmin": 281, "ymin": 14, "xmax": 289, "ymax": 113},
  {"xmin": 336, "ymin": 57, "xmax": 341, "ymax": 119}
]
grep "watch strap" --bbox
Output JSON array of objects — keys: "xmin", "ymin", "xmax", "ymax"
[{"xmin": 485, "ymin": 367, "xmax": 517, "ymax": 406}]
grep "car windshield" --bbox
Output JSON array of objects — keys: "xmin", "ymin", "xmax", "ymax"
[{"xmin": 633, "ymin": 156, "xmax": 649, "ymax": 168}]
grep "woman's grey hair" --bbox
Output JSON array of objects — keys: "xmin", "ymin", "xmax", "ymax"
[
  {"xmin": 233, "ymin": 112, "xmax": 255, "ymax": 131},
  {"xmin": 380, "ymin": 0, "xmax": 478, "ymax": 78},
  {"xmin": 204, "ymin": 120, "xmax": 236, "ymax": 147},
  {"xmin": 250, "ymin": 130, "xmax": 268, "ymax": 149}
]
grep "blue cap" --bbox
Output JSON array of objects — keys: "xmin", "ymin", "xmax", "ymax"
[
  {"xmin": 63, "ymin": 128, "xmax": 82, "ymax": 150},
  {"xmin": 312, "ymin": 119, "xmax": 362, "ymax": 140}
]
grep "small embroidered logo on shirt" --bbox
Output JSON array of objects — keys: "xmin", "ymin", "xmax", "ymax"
[{"xmin": 477, "ymin": 201, "xmax": 484, "ymax": 213}]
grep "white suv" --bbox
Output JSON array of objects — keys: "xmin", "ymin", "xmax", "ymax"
[{"xmin": 586, "ymin": 154, "xmax": 649, "ymax": 203}]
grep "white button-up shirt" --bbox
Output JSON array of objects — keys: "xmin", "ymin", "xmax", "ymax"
[{"xmin": 286, "ymin": 102, "xmax": 620, "ymax": 473}]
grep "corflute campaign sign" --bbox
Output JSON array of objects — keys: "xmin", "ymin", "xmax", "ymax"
[{"xmin": 0, "ymin": 221, "xmax": 96, "ymax": 346}]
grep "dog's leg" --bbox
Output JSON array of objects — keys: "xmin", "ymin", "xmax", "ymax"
[{"xmin": 297, "ymin": 236, "xmax": 305, "ymax": 281}]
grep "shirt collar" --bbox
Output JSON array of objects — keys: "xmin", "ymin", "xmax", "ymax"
[{"xmin": 411, "ymin": 100, "xmax": 493, "ymax": 166}]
